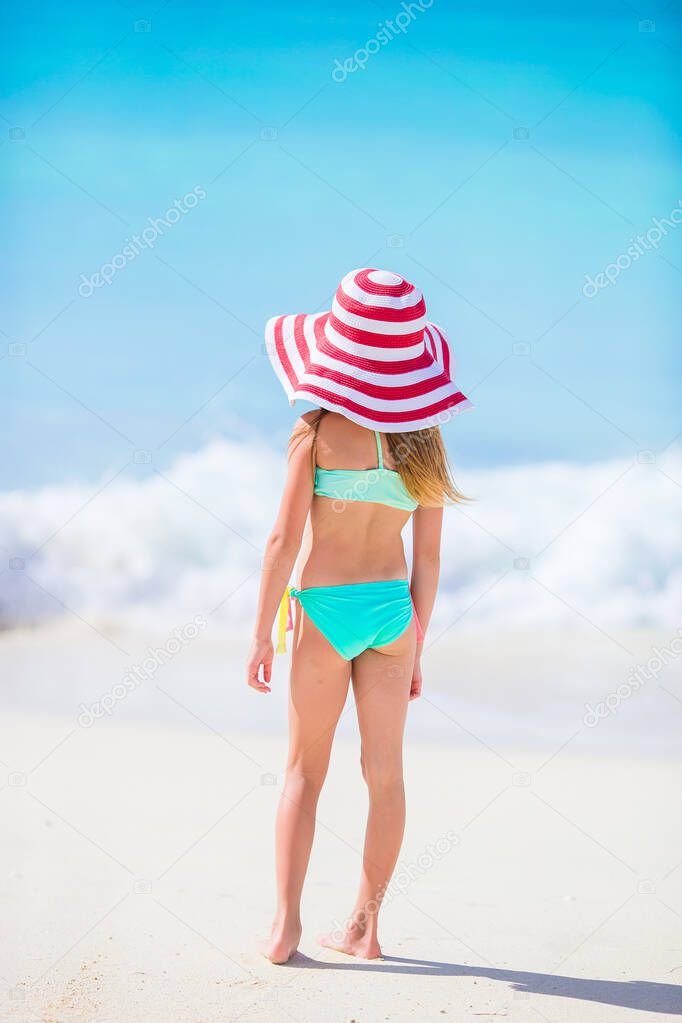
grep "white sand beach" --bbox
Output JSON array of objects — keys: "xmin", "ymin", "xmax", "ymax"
[{"xmin": 2, "ymin": 620, "xmax": 682, "ymax": 1022}]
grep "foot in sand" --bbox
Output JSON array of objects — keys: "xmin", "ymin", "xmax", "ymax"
[
  {"xmin": 259, "ymin": 918, "xmax": 302, "ymax": 964},
  {"xmin": 317, "ymin": 920, "xmax": 382, "ymax": 960}
]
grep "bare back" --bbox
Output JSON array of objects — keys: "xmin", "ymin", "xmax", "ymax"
[{"xmin": 297, "ymin": 413, "xmax": 412, "ymax": 589}]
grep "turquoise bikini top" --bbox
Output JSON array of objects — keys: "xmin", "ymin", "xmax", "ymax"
[{"xmin": 314, "ymin": 431, "xmax": 418, "ymax": 512}]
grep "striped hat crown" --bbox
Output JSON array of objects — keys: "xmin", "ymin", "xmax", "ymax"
[{"xmin": 265, "ymin": 268, "xmax": 472, "ymax": 433}]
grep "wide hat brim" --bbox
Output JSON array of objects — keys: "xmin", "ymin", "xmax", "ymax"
[{"xmin": 264, "ymin": 310, "xmax": 473, "ymax": 433}]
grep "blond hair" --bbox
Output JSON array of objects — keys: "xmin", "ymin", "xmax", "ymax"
[
  {"xmin": 386, "ymin": 428, "xmax": 467, "ymax": 506},
  {"xmin": 291, "ymin": 410, "xmax": 467, "ymax": 507}
]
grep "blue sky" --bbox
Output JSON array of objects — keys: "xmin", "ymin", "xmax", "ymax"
[{"xmin": 2, "ymin": 0, "xmax": 681, "ymax": 487}]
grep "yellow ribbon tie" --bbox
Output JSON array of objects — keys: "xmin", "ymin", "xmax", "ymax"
[{"xmin": 276, "ymin": 586, "xmax": 291, "ymax": 654}]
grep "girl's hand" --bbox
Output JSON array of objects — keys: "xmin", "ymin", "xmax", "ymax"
[
  {"xmin": 409, "ymin": 647, "xmax": 423, "ymax": 701},
  {"xmin": 247, "ymin": 636, "xmax": 274, "ymax": 693}
]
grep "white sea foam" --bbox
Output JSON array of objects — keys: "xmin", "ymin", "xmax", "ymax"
[{"xmin": 1, "ymin": 440, "xmax": 680, "ymax": 632}]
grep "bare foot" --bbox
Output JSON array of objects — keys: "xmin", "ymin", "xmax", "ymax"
[
  {"xmin": 317, "ymin": 922, "xmax": 382, "ymax": 960},
  {"xmin": 258, "ymin": 936, "xmax": 298, "ymax": 965},
  {"xmin": 259, "ymin": 919, "xmax": 302, "ymax": 964},
  {"xmin": 258, "ymin": 916, "xmax": 300, "ymax": 961}
]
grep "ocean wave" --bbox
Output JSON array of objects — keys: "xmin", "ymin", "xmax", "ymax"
[{"xmin": 1, "ymin": 440, "xmax": 680, "ymax": 632}]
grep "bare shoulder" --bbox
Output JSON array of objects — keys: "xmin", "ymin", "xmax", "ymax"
[
  {"xmin": 315, "ymin": 412, "xmax": 377, "ymax": 469},
  {"xmin": 288, "ymin": 410, "xmax": 341, "ymax": 462},
  {"xmin": 317, "ymin": 412, "xmax": 364, "ymax": 438},
  {"xmin": 299, "ymin": 410, "xmax": 321, "ymax": 428},
  {"xmin": 290, "ymin": 411, "xmax": 318, "ymax": 441},
  {"xmin": 315, "ymin": 411, "xmax": 353, "ymax": 449},
  {"xmin": 287, "ymin": 413, "xmax": 316, "ymax": 460}
]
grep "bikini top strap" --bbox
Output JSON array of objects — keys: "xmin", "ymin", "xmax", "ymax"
[{"xmin": 374, "ymin": 430, "xmax": 384, "ymax": 469}]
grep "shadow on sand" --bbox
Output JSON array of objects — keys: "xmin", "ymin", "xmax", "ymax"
[{"xmin": 281, "ymin": 953, "xmax": 682, "ymax": 1015}]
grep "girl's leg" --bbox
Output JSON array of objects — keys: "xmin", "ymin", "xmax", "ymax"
[
  {"xmin": 318, "ymin": 622, "xmax": 415, "ymax": 959},
  {"xmin": 262, "ymin": 606, "xmax": 352, "ymax": 963}
]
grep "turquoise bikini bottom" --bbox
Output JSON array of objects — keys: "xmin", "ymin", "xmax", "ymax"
[{"xmin": 289, "ymin": 578, "xmax": 414, "ymax": 661}]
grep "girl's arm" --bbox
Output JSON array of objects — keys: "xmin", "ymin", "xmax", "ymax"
[
  {"xmin": 246, "ymin": 419, "xmax": 315, "ymax": 693},
  {"xmin": 409, "ymin": 505, "xmax": 443, "ymax": 699}
]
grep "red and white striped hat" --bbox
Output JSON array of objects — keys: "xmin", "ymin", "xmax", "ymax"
[{"xmin": 264, "ymin": 268, "xmax": 473, "ymax": 433}]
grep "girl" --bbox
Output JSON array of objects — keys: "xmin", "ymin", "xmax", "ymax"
[{"xmin": 246, "ymin": 268, "xmax": 471, "ymax": 963}]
